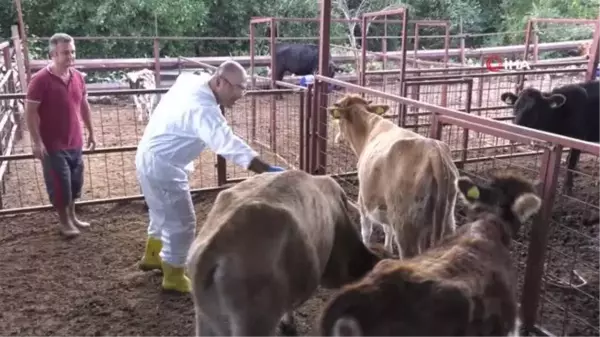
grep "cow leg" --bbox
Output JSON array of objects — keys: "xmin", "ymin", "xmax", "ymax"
[
  {"xmin": 390, "ymin": 211, "xmax": 419, "ymax": 261},
  {"xmin": 195, "ymin": 310, "xmax": 219, "ymax": 336},
  {"xmin": 133, "ymin": 95, "xmax": 144, "ymax": 122},
  {"xmin": 231, "ymin": 312, "xmax": 280, "ymax": 336},
  {"xmin": 142, "ymin": 98, "xmax": 151, "ymax": 121},
  {"xmin": 564, "ymin": 148, "xmax": 580, "ymax": 195},
  {"xmin": 357, "ymin": 194, "xmax": 374, "ymax": 245},
  {"xmin": 381, "ymin": 223, "xmax": 395, "ymax": 253}
]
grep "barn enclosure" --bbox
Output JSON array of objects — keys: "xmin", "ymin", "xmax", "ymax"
[{"xmin": 0, "ymin": 6, "xmax": 599, "ymax": 337}]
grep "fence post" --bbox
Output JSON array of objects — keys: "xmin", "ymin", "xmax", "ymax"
[
  {"xmin": 520, "ymin": 143, "xmax": 563, "ymax": 333},
  {"xmin": 298, "ymin": 90, "xmax": 306, "ymax": 172},
  {"xmin": 11, "ymin": 26, "xmax": 27, "ymax": 92},
  {"xmin": 216, "ymin": 105, "xmax": 228, "ymax": 186},
  {"xmin": 153, "ymin": 38, "xmax": 161, "ymax": 88},
  {"xmin": 458, "ymin": 78, "xmax": 474, "ymax": 169}
]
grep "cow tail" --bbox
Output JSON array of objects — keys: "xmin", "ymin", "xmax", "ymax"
[{"xmin": 428, "ymin": 141, "xmax": 454, "ymax": 248}]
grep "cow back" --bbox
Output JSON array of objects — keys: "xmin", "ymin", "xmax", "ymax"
[
  {"xmin": 357, "ymin": 130, "xmax": 458, "ymax": 251},
  {"xmin": 195, "ymin": 170, "xmax": 346, "ymax": 278}
]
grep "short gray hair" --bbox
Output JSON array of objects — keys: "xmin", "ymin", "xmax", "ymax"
[
  {"xmin": 216, "ymin": 60, "xmax": 246, "ymax": 77},
  {"xmin": 49, "ymin": 33, "xmax": 74, "ymax": 53}
]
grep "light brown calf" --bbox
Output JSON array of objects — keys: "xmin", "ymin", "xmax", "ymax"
[
  {"xmin": 318, "ymin": 171, "xmax": 542, "ymax": 336},
  {"xmin": 327, "ymin": 94, "xmax": 459, "ymax": 258},
  {"xmin": 187, "ymin": 170, "xmax": 392, "ymax": 336}
]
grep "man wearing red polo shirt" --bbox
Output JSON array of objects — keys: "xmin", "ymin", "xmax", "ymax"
[{"xmin": 24, "ymin": 33, "xmax": 96, "ymax": 238}]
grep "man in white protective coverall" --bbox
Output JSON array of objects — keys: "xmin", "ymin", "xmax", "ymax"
[{"xmin": 135, "ymin": 60, "xmax": 285, "ymax": 293}]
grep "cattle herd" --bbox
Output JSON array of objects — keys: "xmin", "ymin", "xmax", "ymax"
[
  {"xmin": 184, "ymin": 93, "xmax": 545, "ymax": 336},
  {"xmin": 118, "ymin": 56, "xmax": 598, "ymax": 335}
]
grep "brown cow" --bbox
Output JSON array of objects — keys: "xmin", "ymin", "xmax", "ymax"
[
  {"xmin": 187, "ymin": 170, "xmax": 393, "ymax": 336},
  {"xmin": 318, "ymin": 170, "xmax": 542, "ymax": 336},
  {"xmin": 327, "ymin": 94, "xmax": 459, "ymax": 258}
]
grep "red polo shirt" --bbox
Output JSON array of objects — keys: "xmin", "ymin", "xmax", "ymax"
[{"xmin": 25, "ymin": 66, "xmax": 86, "ymax": 151}]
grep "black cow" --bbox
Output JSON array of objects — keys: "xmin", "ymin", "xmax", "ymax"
[
  {"xmin": 500, "ymin": 80, "xmax": 599, "ymax": 195},
  {"xmin": 270, "ymin": 43, "xmax": 344, "ymax": 99}
]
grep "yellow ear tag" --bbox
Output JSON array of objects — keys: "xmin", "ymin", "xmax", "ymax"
[
  {"xmin": 467, "ymin": 186, "xmax": 480, "ymax": 199},
  {"xmin": 375, "ymin": 106, "xmax": 385, "ymax": 114},
  {"xmin": 332, "ymin": 108, "xmax": 341, "ymax": 119}
]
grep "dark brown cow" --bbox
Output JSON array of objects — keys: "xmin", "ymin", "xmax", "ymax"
[
  {"xmin": 318, "ymin": 171, "xmax": 542, "ymax": 336},
  {"xmin": 187, "ymin": 170, "xmax": 393, "ymax": 336}
]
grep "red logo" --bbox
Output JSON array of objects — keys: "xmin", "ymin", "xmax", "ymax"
[{"xmin": 485, "ymin": 55, "xmax": 503, "ymax": 72}]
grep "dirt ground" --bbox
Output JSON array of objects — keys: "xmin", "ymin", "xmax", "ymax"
[
  {"xmin": 0, "ymin": 153, "xmax": 596, "ymax": 336},
  {"xmin": 0, "ymin": 70, "xmax": 597, "ymax": 335}
]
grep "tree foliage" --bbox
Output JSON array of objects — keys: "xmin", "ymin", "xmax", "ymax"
[{"xmin": 0, "ymin": 0, "xmax": 597, "ymax": 60}]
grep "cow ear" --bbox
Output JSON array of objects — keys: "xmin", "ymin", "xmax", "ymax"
[
  {"xmin": 327, "ymin": 106, "xmax": 349, "ymax": 120},
  {"xmin": 366, "ymin": 104, "xmax": 389, "ymax": 116},
  {"xmin": 501, "ymin": 92, "xmax": 518, "ymax": 105},
  {"xmin": 511, "ymin": 192, "xmax": 542, "ymax": 223},
  {"xmin": 546, "ymin": 94, "xmax": 566, "ymax": 109},
  {"xmin": 332, "ymin": 316, "xmax": 362, "ymax": 336}
]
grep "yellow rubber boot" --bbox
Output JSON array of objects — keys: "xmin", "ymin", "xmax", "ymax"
[
  {"xmin": 139, "ymin": 237, "xmax": 163, "ymax": 271},
  {"xmin": 161, "ymin": 262, "xmax": 192, "ymax": 293}
]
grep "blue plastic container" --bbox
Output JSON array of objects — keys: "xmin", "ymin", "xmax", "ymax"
[{"xmin": 298, "ymin": 75, "xmax": 315, "ymax": 87}]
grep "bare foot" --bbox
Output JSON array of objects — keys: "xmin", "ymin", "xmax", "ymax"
[
  {"xmin": 73, "ymin": 217, "xmax": 90, "ymax": 228},
  {"xmin": 60, "ymin": 222, "xmax": 81, "ymax": 238}
]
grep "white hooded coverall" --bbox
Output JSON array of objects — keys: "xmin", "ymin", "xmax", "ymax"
[{"xmin": 135, "ymin": 72, "xmax": 258, "ymax": 267}]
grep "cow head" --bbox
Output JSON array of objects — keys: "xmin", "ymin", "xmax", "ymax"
[
  {"xmin": 500, "ymin": 87, "xmax": 566, "ymax": 133},
  {"xmin": 123, "ymin": 71, "xmax": 144, "ymax": 90},
  {"xmin": 326, "ymin": 94, "xmax": 389, "ymax": 145},
  {"xmin": 455, "ymin": 171, "xmax": 541, "ymax": 235}
]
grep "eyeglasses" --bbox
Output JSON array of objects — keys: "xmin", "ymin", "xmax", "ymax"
[{"xmin": 221, "ymin": 76, "xmax": 247, "ymax": 93}]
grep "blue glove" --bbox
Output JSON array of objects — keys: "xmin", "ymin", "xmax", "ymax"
[{"xmin": 267, "ymin": 165, "xmax": 285, "ymax": 172}]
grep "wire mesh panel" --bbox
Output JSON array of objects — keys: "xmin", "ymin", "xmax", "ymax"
[
  {"xmin": 0, "ymin": 89, "xmax": 224, "ymax": 212},
  {"xmin": 536, "ymin": 151, "xmax": 599, "ymax": 336},
  {"xmin": 312, "ymin": 75, "xmax": 599, "ymax": 336},
  {"xmin": 221, "ymin": 89, "xmax": 305, "ymax": 181}
]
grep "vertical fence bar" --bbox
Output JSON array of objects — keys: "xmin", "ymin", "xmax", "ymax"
[
  {"xmin": 14, "ymin": 0, "xmax": 31, "ymax": 83},
  {"xmin": 517, "ymin": 20, "xmax": 534, "ymax": 93},
  {"xmin": 520, "ymin": 144, "xmax": 563, "ymax": 332},
  {"xmin": 298, "ymin": 90, "xmax": 306, "ymax": 171},
  {"xmin": 153, "ymin": 38, "xmax": 161, "ymax": 88},
  {"xmin": 11, "ymin": 26, "xmax": 27, "ymax": 92},
  {"xmin": 382, "ymin": 15, "xmax": 388, "ymax": 69},
  {"xmin": 249, "ymin": 22, "xmax": 257, "ymax": 142},
  {"xmin": 316, "ymin": 0, "xmax": 332, "ymax": 175},
  {"xmin": 476, "ymin": 55, "xmax": 485, "ymax": 110},
  {"xmin": 269, "ymin": 18, "xmax": 277, "ymax": 152},
  {"xmin": 440, "ymin": 23, "xmax": 450, "ymax": 107},
  {"xmin": 428, "ymin": 112, "xmax": 443, "ymax": 141},
  {"xmin": 398, "ymin": 10, "xmax": 409, "ymax": 125},
  {"xmin": 310, "ymin": 81, "xmax": 319, "ymax": 174},
  {"xmin": 458, "ymin": 79, "xmax": 473, "ymax": 169},
  {"xmin": 585, "ymin": 17, "xmax": 600, "ymax": 81},
  {"xmin": 360, "ymin": 16, "xmax": 368, "ymax": 88},
  {"xmin": 217, "ymin": 105, "xmax": 228, "ymax": 186}
]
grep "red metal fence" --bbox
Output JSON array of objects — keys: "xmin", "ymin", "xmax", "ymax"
[{"xmin": 1, "ymin": 11, "xmax": 599, "ymax": 337}]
